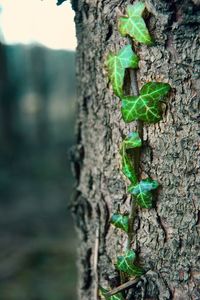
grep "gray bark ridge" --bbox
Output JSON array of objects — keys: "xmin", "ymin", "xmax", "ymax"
[{"xmin": 71, "ymin": 0, "xmax": 200, "ymax": 299}]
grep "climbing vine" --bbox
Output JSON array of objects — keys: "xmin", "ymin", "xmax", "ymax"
[{"xmin": 100, "ymin": 2, "xmax": 171, "ymax": 299}]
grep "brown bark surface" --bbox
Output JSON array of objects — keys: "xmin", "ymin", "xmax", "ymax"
[{"xmin": 71, "ymin": 0, "xmax": 200, "ymax": 299}]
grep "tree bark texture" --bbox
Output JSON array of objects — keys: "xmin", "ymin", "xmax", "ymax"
[{"xmin": 71, "ymin": 0, "xmax": 200, "ymax": 299}]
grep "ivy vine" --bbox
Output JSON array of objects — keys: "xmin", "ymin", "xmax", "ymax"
[{"xmin": 100, "ymin": 1, "xmax": 171, "ymax": 299}]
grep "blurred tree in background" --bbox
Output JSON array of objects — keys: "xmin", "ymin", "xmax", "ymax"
[{"xmin": 0, "ymin": 42, "xmax": 77, "ymax": 300}]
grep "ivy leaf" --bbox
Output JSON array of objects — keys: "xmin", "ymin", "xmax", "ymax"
[
  {"xmin": 122, "ymin": 132, "xmax": 142, "ymax": 150},
  {"xmin": 128, "ymin": 178, "xmax": 159, "ymax": 208},
  {"xmin": 121, "ymin": 82, "xmax": 171, "ymax": 123},
  {"xmin": 122, "ymin": 153, "xmax": 138, "ymax": 186},
  {"xmin": 118, "ymin": 2, "xmax": 153, "ymax": 45},
  {"xmin": 131, "ymin": 189, "xmax": 153, "ymax": 208},
  {"xmin": 99, "ymin": 286, "xmax": 125, "ymax": 300},
  {"xmin": 116, "ymin": 250, "xmax": 144, "ymax": 277},
  {"xmin": 120, "ymin": 132, "xmax": 142, "ymax": 185},
  {"xmin": 105, "ymin": 45, "xmax": 139, "ymax": 97},
  {"xmin": 111, "ymin": 213, "xmax": 129, "ymax": 233},
  {"xmin": 129, "ymin": 178, "xmax": 159, "ymax": 194}
]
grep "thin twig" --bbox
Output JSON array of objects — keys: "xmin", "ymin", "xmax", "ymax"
[
  {"xmin": 105, "ymin": 278, "xmax": 139, "ymax": 297},
  {"xmin": 127, "ymin": 198, "xmax": 137, "ymax": 248},
  {"xmin": 129, "ymin": 68, "xmax": 143, "ymax": 178}
]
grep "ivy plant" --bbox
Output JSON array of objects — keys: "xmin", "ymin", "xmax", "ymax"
[
  {"xmin": 120, "ymin": 132, "xmax": 142, "ymax": 186},
  {"xmin": 111, "ymin": 132, "xmax": 159, "ymax": 234},
  {"xmin": 121, "ymin": 82, "xmax": 171, "ymax": 123},
  {"xmin": 111, "ymin": 213, "xmax": 129, "ymax": 233},
  {"xmin": 105, "ymin": 45, "xmax": 139, "ymax": 97},
  {"xmin": 118, "ymin": 2, "xmax": 153, "ymax": 45},
  {"xmin": 128, "ymin": 178, "xmax": 159, "ymax": 208},
  {"xmin": 121, "ymin": 131, "xmax": 142, "ymax": 149},
  {"xmin": 116, "ymin": 250, "xmax": 144, "ymax": 277},
  {"xmin": 120, "ymin": 132, "xmax": 159, "ymax": 209}
]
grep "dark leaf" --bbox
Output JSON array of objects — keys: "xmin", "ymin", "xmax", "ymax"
[
  {"xmin": 128, "ymin": 178, "xmax": 159, "ymax": 208},
  {"xmin": 111, "ymin": 213, "xmax": 129, "ymax": 233},
  {"xmin": 116, "ymin": 250, "xmax": 144, "ymax": 277}
]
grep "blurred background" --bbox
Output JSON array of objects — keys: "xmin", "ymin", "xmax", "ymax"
[{"xmin": 0, "ymin": 1, "xmax": 78, "ymax": 299}]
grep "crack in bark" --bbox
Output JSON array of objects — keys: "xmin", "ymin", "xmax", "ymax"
[
  {"xmin": 81, "ymin": 248, "xmax": 93, "ymax": 290},
  {"xmin": 155, "ymin": 209, "xmax": 168, "ymax": 244}
]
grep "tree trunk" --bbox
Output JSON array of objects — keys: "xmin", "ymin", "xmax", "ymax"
[{"xmin": 71, "ymin": 0, "xmax": 200, "ymax": 299}]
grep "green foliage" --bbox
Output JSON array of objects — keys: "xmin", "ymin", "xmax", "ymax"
[
  {"xmin": 128, "ymin": 178, "xmax": 159, "ymax": 208},
  {"xmin": 99, "ymin": 286, "xmax": 125, "ymax": 300},
  {"xmin": 120, "ymin": 132, "xmax": 142, "ymax": 186},
  {"xmin": 116, "ymin": 250, "xmax": 144, "ymax": 277},
  {"xmin": 122, "ymin": 132, "xmax": 142, "ymax": 150},
  {"xmin": 111, "ymin": 213, "xmax": 129, "ymax": 233},
  {"xmin": 121, "ymin": 153, "xmax": 138, "ymax": 186},
  {"xmin": 121, "ymin": 82, "xmax": 171, "ymax": 123},
  {"xmin": 118, "ymin": 2, "xmax": 153, "ymax": 45},
  {"xmin": 105, "ymin": 45, "xmax": 139, "ymax": 97}
]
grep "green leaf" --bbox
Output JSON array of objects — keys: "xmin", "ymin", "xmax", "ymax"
[
  {"xmin": 133, "ymin": 189, "xmax": 153, "ymax": 208},
  {"xmin": 122, "ymin": 153, "xmax": 138, "ymax": 185},
  {"xmin": 99, "ymin": 286, "xmax": 125, "ymax": 300},
  {"xmin": 130, "ymin": 178, "xmax": 159, "ymax": 194},
  {"xmin": 120, "ymin": 132, "xmax": 142, "ymax": 185},
  {"xmin": 121, "ymin": 82, "xmax": 171, "ymax": 123},
  {"xmin": 116, "ymin": 250, "xmax": 144, "ymax": 277},
  {"xmin": 128, "ymin": 178, "xmax": 159, "ymax": 208},
  {"xmin": 110, "ymin": 294, "xmax": 125, "ymax": 300},
  {"xmin": 105, "ymin": 45, "xmax": 139, "ymax": 97},
  {"xmin": 111, "ymin": 213, "xmax": 129, "ymax": 233},
  {"xmin": 140, "ymin": 82, "xmax": 171, "ymax": 100},
  {"xmin": 122, "ymin": 132, "xmax": 142, "ymax": 150},
  {"xmin": 118, "ymin": 2, "xmax": 153, "ymax": 45}
]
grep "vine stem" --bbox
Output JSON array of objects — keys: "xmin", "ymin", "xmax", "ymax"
[
  {"xmin": 129, "ymin": 68, "xmax": 143, "ymax": 175},
  {"xmin": 104, "ymin": 278, "xmax": 139, "ymax": 297},
  {"xmin": 127, "ymin": 40, "xmax": 144, "ymax": 248}
]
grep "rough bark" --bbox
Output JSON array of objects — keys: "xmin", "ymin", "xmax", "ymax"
[{"xmin": 71, "ymin": 0, "xmax": 200, "ymax": 299}]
